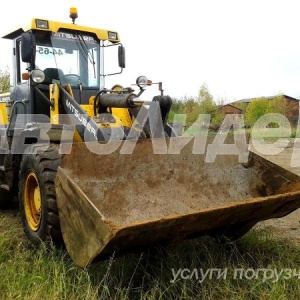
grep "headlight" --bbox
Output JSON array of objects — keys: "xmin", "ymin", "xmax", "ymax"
[
  {"xmin": 136, "ymin": 75, "xmax": 148, "ymax": 88},
  {"xmin": 35, "ymin": 19, "xmax": 49, "ymax": 29},
  {"xmin": 108, "ymin": 31, "xmax": 118, "ymax": 40},
  {"xmin": 31, "ymin": 69, "xmax": 45, "ymax": 83}
]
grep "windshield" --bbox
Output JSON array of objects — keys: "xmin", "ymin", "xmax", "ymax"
[{"xmin": 35, "ymin": 31, "xmax": 100, "ymax": 89}]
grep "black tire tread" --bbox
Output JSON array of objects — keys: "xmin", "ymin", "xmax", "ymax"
[{"xmin": 19, "ymin": 144, "xmax": 62, "ymax": 244}]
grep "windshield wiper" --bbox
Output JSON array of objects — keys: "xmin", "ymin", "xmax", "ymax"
[{"xmin": 75, "ymin": 31, "xmax": 96, "ymax": 78}]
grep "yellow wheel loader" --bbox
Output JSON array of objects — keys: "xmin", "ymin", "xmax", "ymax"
[{"xmin": 1, "ymin": 8, "xmax": 300, "ymax": 267}]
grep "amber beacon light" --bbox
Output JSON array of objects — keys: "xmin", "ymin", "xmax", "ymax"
[{"xmin": 70, "ymin": 7, "xmax": 78, "ymax": 24}]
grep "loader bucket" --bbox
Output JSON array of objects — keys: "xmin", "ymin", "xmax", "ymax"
[{"xmin": 55, "ymin": 136, "xmax": 300, "ymax": 267}]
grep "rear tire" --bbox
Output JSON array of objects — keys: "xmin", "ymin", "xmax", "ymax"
[
  {"xmin": 0, "ymin": 188, "xmax": 14, "ymax": 209},
  {"xmin": 0, "ymin": 150, "xmax": 17, "ymax": 209},
  {"xmin": 19, "ymin": 144, "xmax": 62, "ymax": 245}
]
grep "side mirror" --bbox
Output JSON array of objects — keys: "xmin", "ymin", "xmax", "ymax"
[
  {"xmin": 118, "ymin": 45, "xmax": 125, "ymax": 69},
  {"xmin": 21, "ymin": 32, "xmax": 36, "ymax": 63}
]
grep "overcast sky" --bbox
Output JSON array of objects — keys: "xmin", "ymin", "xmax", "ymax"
[{"xmin": 1, "ymin": 0, "xmax": 300, "ymax": 102}]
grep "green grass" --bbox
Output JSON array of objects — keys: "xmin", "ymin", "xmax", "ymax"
[
  {"xmin": 1, "ymin": 211, "xmax": 300, "ymax": 299},
  {"xmin": 250, "ymin": 127, "xmax": 296, "ymax": 140},
  {"xmin": 181, "ymin": 125, "xmax": 299, "ymax": 140}
]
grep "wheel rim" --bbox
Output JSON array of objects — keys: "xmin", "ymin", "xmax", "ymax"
[{"xmin": 24, "ymin": 171, "xmax": 42, "ymax": 231}]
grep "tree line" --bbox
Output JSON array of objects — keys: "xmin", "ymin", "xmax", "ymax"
[
  {"xmin": 0, "ymin": 68, "xmax": 9, "ymax": 94},
  {"xmin": 169, "ymin": 86, "xmax": 298, "ymax": 129},
  {"xmin": 168, "ymin": 84, "xmax": 225, "ymax": 129}
]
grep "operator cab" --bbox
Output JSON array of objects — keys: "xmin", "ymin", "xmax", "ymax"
[
  {"xmin": 29, "ymin": 29, "xmax": 102, "ymax": 106},
  {"xmin": 3, "ymin": 7, "xmax": 125, "ymax": 117}
]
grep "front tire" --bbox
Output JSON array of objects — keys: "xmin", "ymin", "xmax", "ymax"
[{"xmin": 19, "ymin": 144, "xmax": 62, "ymax": 245}]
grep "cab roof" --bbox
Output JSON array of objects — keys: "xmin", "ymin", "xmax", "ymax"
[{"xmin": 2, "ymin": 18, "xmax": 120, "ymax": 43}]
